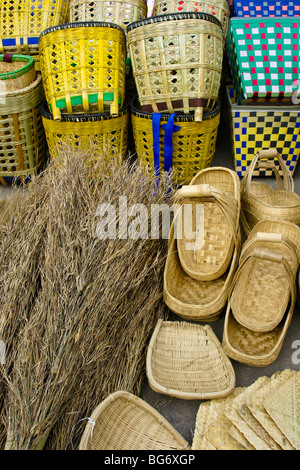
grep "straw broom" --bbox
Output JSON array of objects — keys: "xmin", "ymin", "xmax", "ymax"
[{"xmin": 1, "ymin": 146, "xmax": 173, "ymax": 450}]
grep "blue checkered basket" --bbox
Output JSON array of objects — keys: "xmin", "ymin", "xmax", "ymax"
[{"xmin": 233, "ymin": 0, "xmax": 300, "ymax": 17}]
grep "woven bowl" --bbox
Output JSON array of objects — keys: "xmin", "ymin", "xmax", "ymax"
[
  {"xmin": 146, "ymin": 319, "xmax": 235, "ymax": 400},
  {"xmin": 79, "ymin": 390, "xmax": 191, "ymax": 450},
  {"xmin": 0, "ymin": 54, "xmax": 36, "ymax": 92},
  {"xmin": 127, "ymin": 12, "xmax": 224, "ymax": 121}
]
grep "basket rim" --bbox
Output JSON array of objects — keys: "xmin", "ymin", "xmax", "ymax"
[
  {"xmin": 127, "ymin": 11, "xmax": 222, "ymax": 32},
  {"xmin": 130, "ymin": 95, "xmax": 221, "ymax": 122},
  {"xmin": 41, "ymin": 97, "xmax": 129, "ymax": 122},
  {"xmin": 0, "ymin": 54, "xmax": 35, "ymax": 80},
  {"xmin": 39, "ymin": 21, "xmax": 125, "ymax": 39},
  {"xmin": 229, "ymin": 15, "xmax": 300, "ymax": 26}
]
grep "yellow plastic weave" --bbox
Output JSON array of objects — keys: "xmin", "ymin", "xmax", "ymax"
[
  {"xmin": 131, "ymin": 107, "xmax": 220, "ymax": 185},
  {"xmin": 39, "ymin": 23, "xmax": 126, "ymax": 120},
  {"xmin": 0, "ymin": 0, "xmax": 69, "ymax": 55},
  {"xmin": 42, "ymin": 108, "xmax": 129, "ymax": 176}
]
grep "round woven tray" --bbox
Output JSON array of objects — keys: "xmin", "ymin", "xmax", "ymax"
[
  {"xmin": 79, "ymin": 390, "xmax": 190, "ymax": 450},
  {"xmin": 146, "ymin": 319, "xmax": 235, "ymax": 400},
  {"xmin": 127, "ymin": 12, "xmax": 224, "ymax": 121}
]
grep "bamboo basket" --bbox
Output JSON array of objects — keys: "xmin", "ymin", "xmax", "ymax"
[
  {"xmin": 0, "ymin": 54, "xmax": 36, "ymax": 91},
  {"xmin": 41, "ymin": 99, "xmax": 129, "ymax": 166},
  {"xmin": 69, "ymin": 0, "xmax": 147, "ymax": 32},
  {"xmin": 222, "ymin": 219, "xmax": 300, "ymax": 367},
  {"xmin": 0, "ymin": 0, "xmax": 69, "ymax": 56},
  {"xmin": 174, "ymin": 167, "xmax": 241, "ymax": 281},
  {"xmin": 39, "ymin": 22, "xmax": 126, "ymax": 120},
  {"xmin": 127, "ymin": 12, "xmax": 224, "ymax": 121},
  {"xmin": 230, "ymin": 219, "xmax": 300, "ymax": 333},
  {"xmin": 146, "ymin": 319, "xmax": 235, "ymax": 400},
  {"xmin": 240, "ymin": 149, "xmax": 300, "ymax": 236},
  {"xmin": 79, "ymin": 390, "xmax": 191, "ymax": 450},
  {"xmin": 130, "ymin": 98, "xmax": 220, "ymax": 185},
  {"xmin": 0, "ymin": 74, "xmax": 45, "ymax": 184},
  {"xmin": 152, "ymin": 0, "xmax": 230, "ymax": 40}
]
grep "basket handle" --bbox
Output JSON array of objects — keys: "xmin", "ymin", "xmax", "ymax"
[{"xmin": 241, "ymin": 149, "xmax": 294, "ymax": 197}]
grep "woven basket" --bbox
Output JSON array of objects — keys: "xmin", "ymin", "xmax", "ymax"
[
  {"xmin": 240, "ymin": 149, "xmax": 300, "ymax": 236},
  {"xmin": 0, "ymin": 74, "xmax": 45, "ymax": 184},
  {"xmin": 227, "ymin": 17, "xmax": 300, "ymax": 105},
  {"xmin": 79, "ymin": 390, "xmax": 191, "ymax": 450},
  {"xmin": 153, "ymin": 0, "xmax": 230, "ymax": 40},
  {"xmin": 146, "ymin": 319, "xmax": 235, "ymax": 400},
  {"xmin": 0, "ymin": 0, "xmax": 69, "ymax": 56},
  {"xmin": 127, "ymin": 12, "xmax": 224, "ymax": 121},
  {"xmin": 230, "ymin": 219, "xmax": 300, "ymax": 333},
  {"xmin": 227, "ymin": 87, "xmax": 300, "ymax": 178},
  {"xmin": 174, "ymin": 167, "xmax": 241, "ymax": 281},
  {"xmin": 0, "ymin": 54, "xmax": 36, "ymax": 92},
  {"xmin": 222, "ymin": 220, "xmax": 300, "ymax": 367},
  {"xmin": 39, "ymin": 22, "xmax": 126, "ymax": 120},
  {"xmin": 69, "ymin": 0, "xmax": 147, "ymax": 32},
  {"xmin": 41, "ymin": 99, "xmax": 129, "ymax": 167},
  {"xmin": 130, "ymin": 98, "xmax": 220, "ymax": 185}
]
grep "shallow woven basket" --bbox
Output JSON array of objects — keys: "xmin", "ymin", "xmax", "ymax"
[
  {"xmin": 174, "ymin": 167, "xmax": 241, "ymax": 281},
  {"xmin": 69, "ymin": 0, "xmax": 147, "ymax": 32},
  {"xmin": 130, "ymin": 98, "xmax": 220, "ymax": 185},
  {"xmin": 0, "ymin": 54, "xmax": 36, "ymax": 91},
  {"xmin": 146, "ymin": 319, "xmax": 235, "ymax": 400},
  {"xmin": 39, "ymin": 22, "xmax": 126, "ymax": 120},
  {"xmin": 127, "ymin": 12, "xmax": 224, "ymax": 121},
  {"xmin": 79, "ymin": 390, "xmax": 191, "ymax": 450},
  {"xmin": 241, "ymin": 149, "xmax": 300, "ymax": 237},
  {"xmin": 152, "ymin": 0, "xmax": 230, "ymax": 40},
  {"xmin": 41, "ymin": 99, "xmax": 129, "ymax": 167},
  {"xmin": 0, "ymin": 0, "xmax": 69, "ymax": 56},
  {"xmin": 230, "ymin": 219, "xmax": 300, "ymax": 333},
  {"xmin": 0, "ymin": 74, "xmax": 45, "ymax": 184}
]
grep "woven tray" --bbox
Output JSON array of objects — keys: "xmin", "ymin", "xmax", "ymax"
[
  {"xmin": 174, "ymin": 167, "xmax": 241, "ymax": 281},
  {"xmin": 146, "ymin": 319, "xmax": 235, "ymax": 400},
  {"xmin": 79, "ymin": 390, "xmax": 190, "ymax": 450},
  {"xmin": 41, "ymin": 99, "xmax": 129, "ymax": 168},
  {"xmin": 127, "ymin": 12, "xmax": 224, "ymax": 121},
  {"xmin": 0, "ymin": 54, "xmax": 36, "ymax": 91},
  {"xmin": 230, "ymin": 219, "xmax": 300, "ymax": 332},
  {"xmin": 152, "ymin": 0, "xmax": 230, "ymax": 40},
  {"xmin": 69, "ymin": 0, "xmax": 147, "ymax": 32},
  {"xmin": 39, "ymin": 22, "xmax": 126, "ymax": 120},
  {"xmin": 163, "ymin": 230, "xmax": 240, "ymax": 321},
  {"xmin": 130, "ymin": 98, "xmax": 220, "ymax": 185},
  {"xmin": 240, "ymin": 149, "xmax": 300, "ymax": 236},
  {"xmin": 0, "ymin": 74, "xmax": 45, "ymax": 184}
]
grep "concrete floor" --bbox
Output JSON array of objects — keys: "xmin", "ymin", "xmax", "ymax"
[{"xmin": 140, "ymin": 101, "xmax": 300, "ymax": 448}]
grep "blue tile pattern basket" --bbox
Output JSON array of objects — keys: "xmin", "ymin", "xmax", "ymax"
[{"xmin": 233, "ymin": 0, "xmax": 300, "ymax": 18}]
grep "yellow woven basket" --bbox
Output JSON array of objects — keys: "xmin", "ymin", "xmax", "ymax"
[
  {"xmin": 41, "ymin": 99, "xmax": 129, "ymax": 171},
  {"xmin": 131, "ymin": 98, "xmax": 220, "ymax": 185},
  {"xmin": 69, "ymin": 0, "xmax": 147, "ymax": 32},
  {"xmin": 39, "ymin": 22, "xmax": 126, "ymax": 120},
  {"xmin": 152, "ymin": 0, "xmax": 230, "ymax": 40},
  {"xmin": 0, "ymin": 74, "xmax": 46, "ymax": 184},
  {"xmin": 0, "ymin": 0, "xmax": 69, "ymax": 56},
  {"xmin": 127, "ymin": 12, "xmax": 224, "ymax": 122}
]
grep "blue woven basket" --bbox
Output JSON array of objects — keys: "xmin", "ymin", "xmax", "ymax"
[{"xmin": 233, "ymin": 0, "xmax": 300, "ymax": 17}]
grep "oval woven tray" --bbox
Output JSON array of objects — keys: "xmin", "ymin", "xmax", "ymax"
[
  {"xmin": 79, "ymin": 390, "xmax": 190, "ymax": 450},
  {"xmin": 146, "ymin": 319, "xmax": 235, "ymax": 400}
]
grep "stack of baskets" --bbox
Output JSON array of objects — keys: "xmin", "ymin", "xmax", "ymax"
[
  {"xmin": 227, "ymin": 0, "xmax": 300, "ymax": 177},
  {"xmin": 127, "ymin": 1, "xmax": 231, "ymax": 185},
  {"xmin": 0, "ymin": 54, "xmax": 46, "ymax": 183},
  {"xmin": 39, "ymin": 21, "xmax": 131, "ymax": 169}
]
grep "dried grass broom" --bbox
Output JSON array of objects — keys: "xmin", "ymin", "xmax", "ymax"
[{"xmin": 0, "ymin": 145, "xmax": 173, "ymax": 450}]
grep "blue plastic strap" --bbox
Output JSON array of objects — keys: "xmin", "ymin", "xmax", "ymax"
[{"xmin": 152, "ymin": 113, "xmax": 162, "ymax": 176}]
